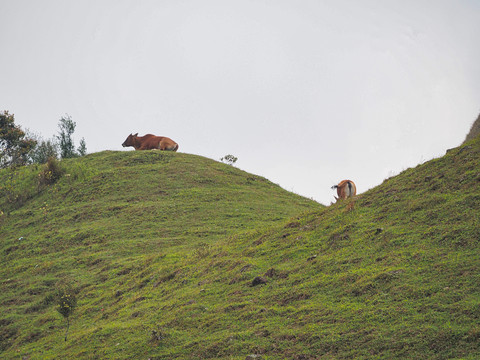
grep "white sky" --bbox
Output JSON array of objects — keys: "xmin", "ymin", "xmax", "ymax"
[{"xmin": 1, "ymin": 0, "xmax": 479, "ymax": 204}]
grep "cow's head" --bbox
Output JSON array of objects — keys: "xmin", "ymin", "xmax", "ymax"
[{"xmin": 122, "ymin": 133, "xmax": 138, "ymax": 147}]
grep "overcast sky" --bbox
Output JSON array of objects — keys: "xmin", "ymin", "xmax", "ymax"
[{"xmin": 1, "ymin": 0, "xmax": 479, "ymax": 204}]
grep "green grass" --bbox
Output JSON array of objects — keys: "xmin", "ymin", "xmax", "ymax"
[{"xmin": 1, "ymin": 138, "xmax": 479, "ymax": 359}]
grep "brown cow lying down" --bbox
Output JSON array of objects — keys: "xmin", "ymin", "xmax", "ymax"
[{"xmin": 122, "ymin": 133, "xmax": 178, "ymax": 151}]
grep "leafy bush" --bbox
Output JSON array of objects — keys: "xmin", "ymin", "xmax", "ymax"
[
  {"xmin": 55, "ymin": 281, "xmax": 78, "ymax": 342},
  {"xmin": 220, "ymin": 154, "xmax": 238, "ymax": 165},
  {"xmin": 57, "ymin": 292, "xmax": 77, "ymax": 320},
  {"xmin": 38, "ymin": 157, "xmax": 64, "ymax": 187}
]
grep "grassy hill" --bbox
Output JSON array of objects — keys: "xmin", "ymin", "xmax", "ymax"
[
  {"xmin": 1, "ymin": 137, "xmax": 479, "ymax": 359},
  {"xmin": 464, "ymin": 113, "xmax": 480, "ymax": 144},
  {"xmin": 0, "ymin": 151, "xmax": 321, "ymax": 359}
]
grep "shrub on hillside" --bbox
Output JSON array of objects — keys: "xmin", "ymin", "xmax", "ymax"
[
  {"xmin": 220, "ymin": 154, "xmax": 238, "ymax": 165},
  {"xmin": 38, "ymin": 157, "xmax": 64, "ymax": 187},
  {"xmin": 55, "ymin": 285, "xmax": 77, "ymax": 342}
]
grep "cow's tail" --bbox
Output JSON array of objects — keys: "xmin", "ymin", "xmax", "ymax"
[{"xmin": 346, "ymin": 181, "xmax": 356, "ymax": 197}]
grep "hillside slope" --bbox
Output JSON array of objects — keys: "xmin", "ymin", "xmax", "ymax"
[
  {"xmin": 0, "ymin": 151, "xmax": 321, "ymax": 359},
  {"xmin": 1, "ymin": 137, "xmax": 480, "ymax": 359},
  {"xmin": 464, "ymin": 113, "xmax": 480, "ymax": 144}
]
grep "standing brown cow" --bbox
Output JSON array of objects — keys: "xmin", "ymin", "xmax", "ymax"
[
  {"xmin": 122, "ymin": 133, "xmax": 178, "ymax": 151},
  {"xmin": 331, "ymin": 180, "xmax": 356, "ymax": 202}
]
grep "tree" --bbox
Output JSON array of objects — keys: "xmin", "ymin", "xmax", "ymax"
[
  {"xmin": 26, "ymin": 130, "xmax": 59, "ymax": 164},
  {"xmin": 30, "ymin": 138, "xmax": 59, "ymax": 164},
  {"xmin": 56, "ymin": 115, "xmax": 77, "ymax": 159},
  {"xmin": 56, "ymin": 114, "xmax": 87, "ymax": 159},
  {"xmin": 77, "ymin": 137, "xmax": 87, "ymax": 156},
  {"xmin": 56, "ymin": 286, "xmax": 77, "ymax": 342},
  {"xmin": 0, "ymin": 111, "xmax": 37, "ymax": 168}
]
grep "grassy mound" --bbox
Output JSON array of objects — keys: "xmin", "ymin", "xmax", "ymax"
[
  {"xmin": 0, "ymin": 151, "xmax": 321, "ymax": 358},
  {"xmin": 1, "ymin": 137, "xmax": 479, "ymax": 359}
]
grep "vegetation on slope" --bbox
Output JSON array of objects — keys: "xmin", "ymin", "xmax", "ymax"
[
  {"xmin": 1, "ymin": 135, "xmax": 479, "ymax": 359},
  {"xmin": 0, "ymin": 150, "xmax": 321, "ymax": 359},
  {"xmin": 464, "ymin": 113, "xmax": 480, "ymax": 144}
]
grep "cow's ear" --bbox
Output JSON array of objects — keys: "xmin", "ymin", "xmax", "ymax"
[{"xmin": 134, "ymin": 133, "xmax": 138, "ymax": 137}]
